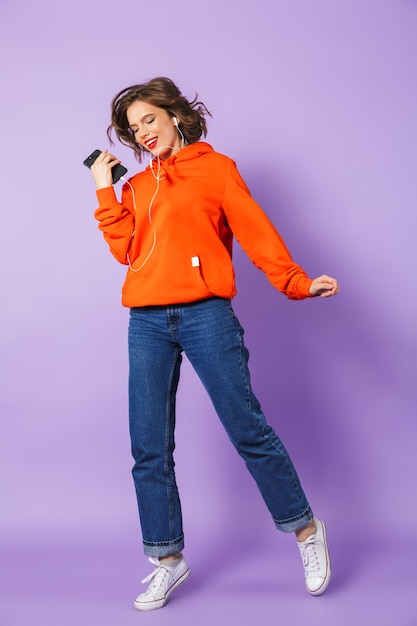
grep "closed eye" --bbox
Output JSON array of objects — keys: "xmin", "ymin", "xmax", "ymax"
[{"xmin": 129, "ymin": 117, "xmax": 155, "ymax": 135}]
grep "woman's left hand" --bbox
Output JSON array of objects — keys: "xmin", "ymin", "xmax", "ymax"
[{"xmin": 309, "ymin": 275, "xmax": 339, "ymax": 297}]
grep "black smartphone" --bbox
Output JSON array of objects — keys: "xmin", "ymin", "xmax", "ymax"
[{"xmin": 83, "ymin": 149, "xmax": 128, "ymax": 184}]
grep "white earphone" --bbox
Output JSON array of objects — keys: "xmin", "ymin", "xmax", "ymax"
[{"xmin": 173, "ymin": 117, "xmax": 178, "ymax": 127}]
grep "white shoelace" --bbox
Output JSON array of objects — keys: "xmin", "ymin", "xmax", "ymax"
[
  {"xmin": 299, "ymin": 537, "xmax": 321, "ymax": 575},
  {"xmin": 141, "ymin": 557, "xmax": 170, "ymax": 594}
]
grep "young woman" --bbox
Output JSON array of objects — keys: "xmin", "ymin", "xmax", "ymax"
[{"xmin": 89, "ymin": 77, "xmax": 338, "ymax": 611}]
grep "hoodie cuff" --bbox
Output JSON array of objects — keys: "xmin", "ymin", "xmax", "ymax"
[
  {"xmin": 288, "ymin": 276, "xmax": 315, "ymax": 300},
  {"xmin": 96, "ymin": 186, "xmax": 118, "ymax": 206}
]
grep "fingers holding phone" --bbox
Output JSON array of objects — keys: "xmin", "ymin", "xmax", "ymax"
[
  {"xmin": 84, "ymin": 149, "xmax": 127, "ymax": 189},
  {"xmin": 92, "ymin": 150, "xmax": 120, "ymax": 189}
]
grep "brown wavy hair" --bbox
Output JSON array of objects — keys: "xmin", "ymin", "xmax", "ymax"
[{"xmin": 107, "ymin": 77, "xmax": 211, "ymax": 162}]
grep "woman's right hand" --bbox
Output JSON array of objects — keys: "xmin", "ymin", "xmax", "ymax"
[{"xmin": 90, "ymin": 150, "xmax": 121, "ymax": 189}]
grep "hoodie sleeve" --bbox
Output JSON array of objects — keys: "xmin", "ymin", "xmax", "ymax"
[
  {"xmin": 221, "ymin": 161, "xmax": 314, "ymax": 300},
  {"xmin": 94, "ymin": 185, "xmax": 135, "ymax": 265}
]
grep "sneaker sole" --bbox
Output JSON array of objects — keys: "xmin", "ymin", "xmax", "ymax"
[{"xmin": 133, "ymin": 567, "xmax": 190, "ymax": 611}]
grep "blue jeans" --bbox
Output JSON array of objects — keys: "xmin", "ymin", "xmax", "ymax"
[{"xmin": 128, "ymin": 297, "xmax": 313, "ymax": 557}]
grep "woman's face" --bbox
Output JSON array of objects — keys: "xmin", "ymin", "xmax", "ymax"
[{"xmin": 126, "ymin": 100, "xmax": 181, "ymax": 160}]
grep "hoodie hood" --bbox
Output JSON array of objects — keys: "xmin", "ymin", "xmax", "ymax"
[{"xmin": 146, "ymin": 142, "xmax": 215, "ymax": 178}]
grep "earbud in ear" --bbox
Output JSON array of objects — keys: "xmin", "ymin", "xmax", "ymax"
[{"xmin": 173, "ymin": 117, "xmax": 178, "ymax": 127}]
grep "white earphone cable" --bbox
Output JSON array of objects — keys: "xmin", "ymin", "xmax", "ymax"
[
  {"xmin": 124, "ymin": 121, "xmax": 186, "ymax": 272},
  {"xmin": 124, "ymin": 176, "xmax": 159, "ymax": 273}
]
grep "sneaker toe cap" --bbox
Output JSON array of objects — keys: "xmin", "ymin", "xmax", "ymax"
[{"xmin": 306, "ymin": 575, "xmax": 330, "ymax": 596}]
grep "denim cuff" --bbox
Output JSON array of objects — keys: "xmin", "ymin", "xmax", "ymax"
[
  {"xmin": 273, "ymin": 507, "xmax": 314, "ymax": 533},
  {"xmin": 143, "ymin": 534, "xmax": 185, "ymax": 558}
]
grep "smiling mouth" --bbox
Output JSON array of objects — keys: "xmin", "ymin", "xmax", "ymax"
[{"xmin": 145, "ymin": 138, "xmax": 157, "ymax": 150}]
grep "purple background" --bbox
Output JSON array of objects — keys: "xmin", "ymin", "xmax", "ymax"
[{"xmin": 1, "ymin": 0, "xmax": 416, "ymax": 624}]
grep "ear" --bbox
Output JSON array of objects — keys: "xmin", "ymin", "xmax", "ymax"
[{"xmin": 172, "ymin": 117, "xmax": 178, "ymax": 127}]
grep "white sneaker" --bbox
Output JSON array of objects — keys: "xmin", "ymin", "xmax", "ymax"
[
  {"xmin": 134, "ymin": 556, "xmax": 190, "ymax": 611},
  {"xmin": 297, "ymin": 518, "xmax": 331, "ymax": 596}
]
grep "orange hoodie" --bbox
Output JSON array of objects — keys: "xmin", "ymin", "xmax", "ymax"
[{"xmin": 95, "ymin": 142, "xmax": 313, "ymax": 307}]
